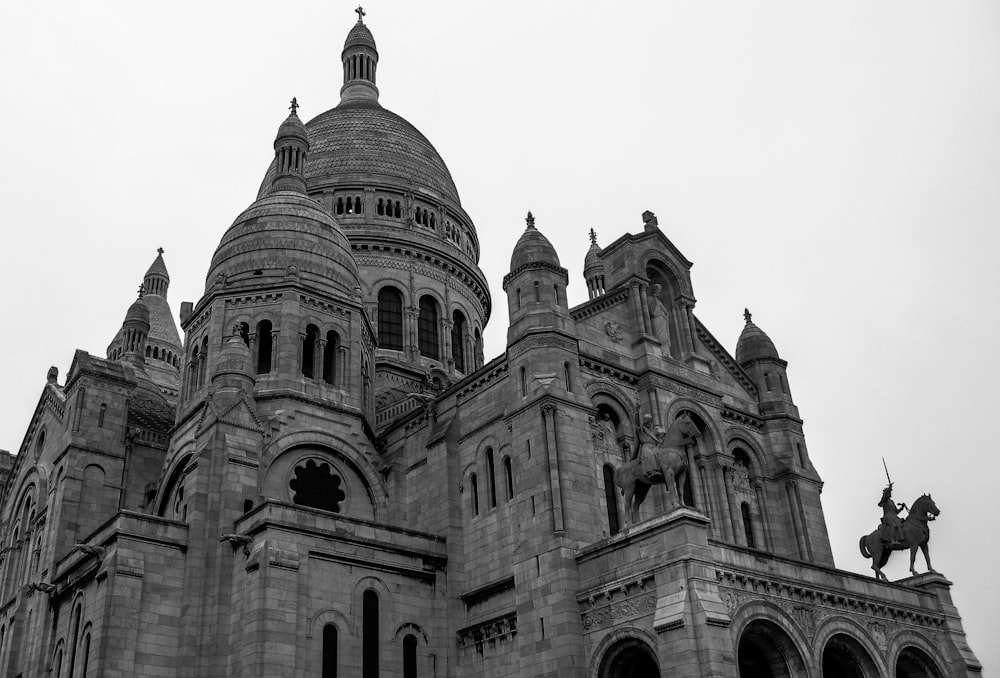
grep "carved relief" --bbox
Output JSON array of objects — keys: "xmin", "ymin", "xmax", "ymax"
[
  {"xmin": 581, "ymin": 593, "xmax": 656, "ymax": 630},
  {"xmin": 604, "ymin": 320, "xmax": 624, "ymax": 343}
]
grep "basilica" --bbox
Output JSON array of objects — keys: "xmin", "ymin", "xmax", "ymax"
[{"xmin": 0, "ymin": 12, "xmax": 981, "ymax": 678}]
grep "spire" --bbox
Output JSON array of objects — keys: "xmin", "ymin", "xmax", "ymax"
[
  {"xmin": 341, "ymin": 8, "xmax": 379, "ymax": 104},
  {"xmin": 143, "ymin": 247, "xmax": 170, "ymax": 297},
  {"xmin": 584, "ymin": 228, "xmax": 605, "ymax": 299},
  {"xmin": 271, "ymin": 99, "xmax": 310, "ymax": 194}
]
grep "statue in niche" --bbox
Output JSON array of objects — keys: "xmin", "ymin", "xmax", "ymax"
[
  {"xmin": 598, "ymin": 413, "xmax": 618, "ymax": 447},
  {"xmin": 648, "ymin": 283, "xmax": 672, "ymax": 353}
]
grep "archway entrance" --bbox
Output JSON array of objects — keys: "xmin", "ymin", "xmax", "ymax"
[
  {"xmin": 896, "ymin": 646, "xmax": 943, "ymax": 678},
  {"xmin": 822, "ymin": 633, "xmax": 878, "ymax": 677},
  {"xmin": 737, "ymin": 619, "xmax": 806, "ymax": 678},
  {"xmin": 598, "ymin": 637, "xmax": 660, "ymax": 678}
]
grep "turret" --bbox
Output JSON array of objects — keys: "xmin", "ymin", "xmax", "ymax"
[
  {"xmin": 118, "ymin": 288, "xmax": 151, "ymax": 369},
  {"xmin": 340, "ymin": 7, "xmax": 379, "ymax": 103},
  {"xmin": 583, "ymin": 228, "xmax": 605, "ymax": 300},
  {"xmin": 270, "ymin": 98, "xmax": 309, "ymax": 194},
  {"xmin": 735, "ymin": 309, "xmax": 797, "ymax": 418},
  {"xmin": 502, "ymin": 211, "xmax": 570, "ymax": 345}
]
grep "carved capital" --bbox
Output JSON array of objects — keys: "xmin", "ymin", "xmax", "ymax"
[{"xmin": 541, "ymin": 403, "xmax": 558, "ymax": 417}]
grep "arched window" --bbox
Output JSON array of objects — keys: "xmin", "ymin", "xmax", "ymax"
[
  {"xmin": 68, "ymin": 603, "xmax": 82, "ymax": 678},
  {"xmin": 377, "ymin": 287, "xmax": 404, "ymax": 351},
  {"xmin": 503, "ymin": 456, "xmax": 514, "ymax": 501},
  {"xmin": 474, "ymin": 328, "xmax": 483, "ymax": 369},
  {"xmin": 53, "ymin": 646, "xmax": 63, "ymax": 678},
  {"xmin": 603, "ymin": 465, "xmax": 621, "ymax": 534},
  {"xmin": 355, "ymin": 197, "xmax": 363, "ymax": 214},
  {"xmin": 417, "ymin": 296, "xmax": 439, "ymax": 360},
  {"xmin": 363, "ymin": 590, "xmax": 379, "ymax": 678},
  {"xmin": 189, "ymin": 346, "xmax": 200, "ymax": 396},
  {"xmin": 239, "ymin": 322, "xmax": 250, "ymax": 347},
  {"xmin": 145, "ymin": 345, "xmax": 152, "ymax": 358},
  {"xmin": 452, "ymin": 310, "xmax": 467, "ymax": 372},
  {"xmin": 764, "ymin": 372, "xmax": 772, "ymax": 391},
  {"xmin": 403, "ymin": 633, "xmax": 418, "ymax": 678},
  {"xmin": 520, "ymin": 367, "xmax": 527, "ymax": 396},
  {"xmin": 199, "ymin": 336, "xmax": 209, "ymax": 387},
  {"xmin": 256, "ymin": 320, "xmax": 273, "ymax": 374},
  {"xmin": 323, "ymin": 331, "xmax": 339, "ymax": 385},
  {"xmin": 80, "ymin": 632, "xmax": 92, "ymax": 678},
  {"xmin": 336, "ymin": 197, "xmax": 344, "ymax": 214},
  {"xmin": 323, "ymin": 624, "xmax": 338, "ymax": 678},
  {"xmin": 470, "ymin": 474, "xmax": 479, "ymax": 516},
  {"xmin": 302, "ymin": 324, "xmax": 320, "ymax": 378},
  {"xmin": 486, "ymin": 448, "xmax": 497, "ymax": 508},
  {"xmin": 533, "ymin": 280, "xmax": 540, "ymax": 302},
  {"xmin": 563, "ymin": 361, "xmax": 572, "ymax": 392},
  {"xmin": 741, "ymin": 502, "xmax": 756, "ymax": 548},
  {"xmin": 376, "ymin": 198, "xmax": 384, "ymax": 215}
]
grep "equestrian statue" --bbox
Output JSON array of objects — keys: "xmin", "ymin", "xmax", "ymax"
[
  {"xmin": 615, "ymin": 410, "xmax": 700, "ymax": 526},
  {"xmin": 859, "ymin": 480, "xmax": 940, "ymax": 581}
]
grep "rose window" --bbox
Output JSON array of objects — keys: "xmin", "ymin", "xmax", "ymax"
[{"xmin": 289, "ymin": 459, "xmax": 346, "ymax": 512}]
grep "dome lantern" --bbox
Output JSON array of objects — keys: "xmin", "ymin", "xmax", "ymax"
[
  {"xmin": 583, "ymin": 228, "xmax": 606, "ymax": 300},
  {"xmin": 271, "ymin": 98, "xmax": 309, "ymax": 194},
  {"xmin": 340, "ymin": 6, "xmax": 379, "ymax": 104}
]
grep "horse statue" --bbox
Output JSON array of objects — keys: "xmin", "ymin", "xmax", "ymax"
[
  {"xmin": 859, "ymin": 493, "xmax": 939, "ymax": 581},
  {"xmin": 615, "ymin": 411, "xmax": 700, "ymax": 526}
]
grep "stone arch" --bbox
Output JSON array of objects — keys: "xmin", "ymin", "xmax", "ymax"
[
  {"xmin": 820, "ymin": 630, "xmax": 883, "ymax": 678},
  {"xmin": 262, "ymin": 435, "xmax": 381, "ymax": 521},
  {"xmin": 368, "ymin": 277, "xmax": 411, "ymax": 306},
  {"xmin": 6, "ymin": 465, "xmax": 47, "ymax": 524},
  {"xmin": 157, "ymin": 452, "xmax": 195, "ymax": 518},
  {"xmin": 730, "ymin": 600, "xmax": 814, "ymax": 671},
  {"xmin": 588, "ymin": 626, "xmax": 661, "ymax": 678},
  {"xmin": 663, "ymin": 398, "xmax": 723, "ymax": 448},
  {"xmin": 737, "ymin": 617, "xmax": 810, "ymax": 678},
  {"xmin": 585, "ymin": 381, "xmax": 637, "ymax": 437},
  {"xmin": 351, "ymin": 575, "xmax": 394, "ymax": 637},
  {"xmin": 889, "ymin": 631, "xmax": 949, "ymax": 678},
  {"xmin": 814, "ymin": 614, "xmax": 886, "ymax": 675},
  {"xmin": 392, "ymin": 621, "xmax": 428, "ymax": 644},
  {"xmin": 307, "ymin": 608, "xmax": 352, "ymax": 639},
  {"xmin": 725, "ymin": 433, "xmax": 767, "ymax": 476},
  {"xmin": 640, "ymin": 252, "xmax": 692, "ymax": 297}
]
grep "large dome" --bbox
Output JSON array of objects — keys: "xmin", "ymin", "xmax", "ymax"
[{"xmin": 257, "ymin": 99, "xmax": 461, "ymax": 206}]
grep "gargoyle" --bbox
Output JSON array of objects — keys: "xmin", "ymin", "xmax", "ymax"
[
  {"xmin": 219, "ymin": 534, "xmax": 253, "ymax": 556},
  {"xmin": 28, "ymin": 582, "xmax": 56, "ymax": 594},
  {"xmin": 69, "ymin": 544, "xmax": 105, "ymax": 559}
]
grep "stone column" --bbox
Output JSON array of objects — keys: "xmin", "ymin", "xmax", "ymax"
[
  {"xmin": 628, "ymin": 282, "xmax": 647, "ymax": 336},
  {"xmin": 722, "ymin": 464, "xmax": 744, "ymax": 546},
  {"xmin": 638, "ymin": 282, "xmax": 653, "ymax": 336},
  {"xmin": 541, "ymin": 403, "xmax": 565, "ymax": 534},
  {"xmin": 785, "ymin": 480, "xmax": 809, "ymax": 560},
  {"xmin": 714, "ymin": 461, "xmax": 736, "ymax": 542},
  {"xmin": 753, "ymin": 479, "xmax": 773, "ymax": 551},
  {"xmin": 337, "ymin": 346, "xmax": 348, "ymax": 389}
]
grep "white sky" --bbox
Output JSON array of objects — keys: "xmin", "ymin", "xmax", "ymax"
[{"xmin": 1, "ymin": 1, "xmax": 997, "ymax": 672}]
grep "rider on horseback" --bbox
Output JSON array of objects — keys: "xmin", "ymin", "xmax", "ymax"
[
  {"xmin": 878, "ymin": 483, "xmax": 907, "ymax": 547},
  {"xmin": 634, "ymin": 413, "xmax": 664, "ymax": 482}
]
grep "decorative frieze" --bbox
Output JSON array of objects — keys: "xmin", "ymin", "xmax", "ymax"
[
  {"xmin": 721, "ymin": 407, "xmax": 763, "ymax": 429},
  {"xmin": 457, "ymin": 612, "xmax": 517, "ymax": 650},
  {"xmin": 578, "ymin": 575, "xmax": 656, "ymax": 631}
]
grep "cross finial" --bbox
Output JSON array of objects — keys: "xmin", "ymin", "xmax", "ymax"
[
  {"xmin": 355, "ymin": 5, "xmax": 366, "ymax": 23},
  {"xmin": 289, "ymin": 97, "xmax": 299, "ymax": 115},
  {"xmin": 157, "ymin": 247, "xmax": 164, "ymax": 256},
  {"xmin": 589, "ymin": 228, "xmax": 597, "ymax": 245},
  {"xmin": 137, "ymin": 284, "xmax": 145, "ymax": 299},
  {"xmin": 743, "ymin": 308, "xmax": 752, "ymax": 325},
  {"xmin": 526, "ymin": 211, "xmax": 535, "ymax": 229}
]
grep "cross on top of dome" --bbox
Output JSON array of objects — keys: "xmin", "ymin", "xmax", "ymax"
[{"xmin": 355, "ymin": 5, "xmax": 366, "ymax": 23}]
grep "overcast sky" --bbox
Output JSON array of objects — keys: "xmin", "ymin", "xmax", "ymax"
[{"xmin": 1, "ymin": 1, "xmax": 997, "ymax": 672}]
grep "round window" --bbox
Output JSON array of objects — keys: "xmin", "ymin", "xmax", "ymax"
[{"xmin": 289, "ymin": 459, "xmax": 346, "ymax": 512}]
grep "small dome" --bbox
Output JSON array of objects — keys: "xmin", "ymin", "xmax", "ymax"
[
  {"xmin": 344, "ymin": 20, "xmax": 376, "ymax": 51},
  {"xmin": 510, "ymin": 212, "xmax": 560, "ymax": 272},
  {"xmin": 125, "ymin": 297, "xmax": 150, "ymax": 326},
  {"xmin": 583, "ymin": 229, "xmax": 603, "ymax": 274},
  {"xmin": 213, "ymin": 333, "xmax": 255, "ymax": 386},
  {"xmin": 735, "ymin": 309, "xmax": 780, "ymax": 365},
  {"xmin": 207, "ymin": 191, "xmax": 359, "ymax": 297},
  {"xmin": 275, "ymin": 107, "xmax": 308, "ymax": 145}
]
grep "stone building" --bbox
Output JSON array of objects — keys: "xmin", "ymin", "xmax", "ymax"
[{"xmin": 0, "ymin": 12, "xmax": 982, "ymax": 678}]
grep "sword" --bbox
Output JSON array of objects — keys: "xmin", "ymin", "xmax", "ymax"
[{"xmin": 882, "ymin": 457, "xmax": 892, "ymax": 487}]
